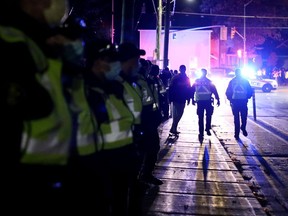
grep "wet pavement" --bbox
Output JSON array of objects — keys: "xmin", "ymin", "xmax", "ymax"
[{"xmin": 143, "ymin": 101, "xmax": 288, "ymax": 216}]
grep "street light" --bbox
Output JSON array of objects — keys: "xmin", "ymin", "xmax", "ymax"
[{"xmin": 243, "ymin": 0, "xmax": 253, "ymax": 66}]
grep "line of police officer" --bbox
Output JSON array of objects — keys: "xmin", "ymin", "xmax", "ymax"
[{"xmin": 0, "ymin": 0, "xmax": 164, "ymax": 215}]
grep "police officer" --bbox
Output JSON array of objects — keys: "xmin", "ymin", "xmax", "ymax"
[
  {"xmin": 118, "ymin": 44, "xmax": 164, "ymax": 186},
  {"xmin": 74, "ymin": 40, "xmax": 142, "ymax": 216},
  {"xmin": 0, "ymin": 0, "xmax": 83, "ymax": 213},
  {"xmin": 225, "ymin": 68, "xmax": 253, "ymax": 140},
  {"xmin": 191, "ymin": 68, "xmax": 220, "ymax": 141},
  {"xmin": 137, "ymin": 63, "xmax": 164, "ymax": 186},
  {"xmin": 1, "ymin": 1, "xmax": 55, "ymax": 211}
]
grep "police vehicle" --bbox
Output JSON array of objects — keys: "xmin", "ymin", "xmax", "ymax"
[{"xmin": 249, "ymin": 77, "xmax": 278, "ymax": 93}]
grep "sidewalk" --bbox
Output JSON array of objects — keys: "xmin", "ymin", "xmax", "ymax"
[{"xmin": 142, "ymin": 104, "xmax": 267, "ymax": 215}]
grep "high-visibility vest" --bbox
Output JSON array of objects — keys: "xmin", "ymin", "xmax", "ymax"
[
  {"xmin": 137, "ymin": 76, "xmax": 154, "ymax": 105},
  {"xmin": 195, "ymin": 79, "xmax": 212, "ymax": 101},
  {"xmin": 117, "ymin": 77, "xmax": 142, "ymax": 125},
  {"xmin": 69, "ymin": 78, "xmax": 98, "ymax": 156},
  {"xmin": 66, "ymin": 77, "xmax": 136, "ymax": 155},
  {"xmin": 88, "ymin": 87, "xmax": 135, "ymax": 150},
  {"xmin": 0, "ymin": 26, "xmax": 71, "ymax": 165},
  {"xmin": 151, "ymin": 78, "xmax": 163, "ymax": 107},
  {"xmin": 232, "ymin": 80, "xmax": 247, "ymax": 99},
  {"xmin": 21, "ymin": 59, "xmax": 72, "ymax": 165}
]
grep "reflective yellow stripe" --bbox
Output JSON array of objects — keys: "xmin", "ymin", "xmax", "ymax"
[
  {"xmin": 232, "ymin": 84, "xmax": 247, "ymax": 99},
  {"xmin": 195, "ymin": 85, "xmax": 211, "ymax": 101},
  {"xmin": 77, "ymin": 143, "xmax": 96, "ymax": 155},
  {"xmin": 0, "ymin": 26, "xmax": 26, "ymax": 42},
  {"xmin": 20, "ymin": 154, "xmax": 68, "ymax": 165}
]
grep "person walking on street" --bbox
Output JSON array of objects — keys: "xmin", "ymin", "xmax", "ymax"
[
  {"xmin": 191, "ymin": 68, "xmax": 220, "ymax": 141},
  {"xmin": 169, "ymin": 65, "xmax": 191, "ymax": 134},
  {"xmin": 225, "ymin": 68, "xmax": 253, "ymax": 140}
]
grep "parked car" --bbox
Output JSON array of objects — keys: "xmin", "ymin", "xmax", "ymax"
[{"xmin": 249, "ymin": 77, "xmax": 278, "ymax": 93}]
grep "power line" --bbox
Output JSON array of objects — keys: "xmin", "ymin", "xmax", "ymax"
[
  {"xmin": 171, "ymin": 26, "xmax": 288, "ymax": 29},
  {"xmin": 174, "ymin": 11, "xmax": 288, "ymax": 20}
]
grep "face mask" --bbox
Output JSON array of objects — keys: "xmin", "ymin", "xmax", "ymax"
[
  {"xmin": 105, "ymin": 61, "xmax": 121, "ymax": 80},
  {"xmin": 63, "ymin": 40, "xmax": 84, "ymax": 65},
  {"xmin": 131, "ymin": 62, "xmax": 141, "ymax": 78},
  {"xmin": 44, "ymin": 0, "xmax": 68, "ymax": 27}
]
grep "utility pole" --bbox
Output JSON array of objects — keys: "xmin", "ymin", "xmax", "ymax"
[
  {"xmin": 111, "ymin": 0, "xmax": 114, "ymax": 43},
  {"xmin": 163, "ymin": 0, "xmax": 170, "ymax": 69},
  {"xmin": 120, "ymin": 0, "xmax": 135, "ymax": 43},
  {"xmin": 244, "ymin": 0, "xmax": 253, "ymax": 66},
  {"xmin": 156, "ymin": 0, "xmax": 162, "ymax": 64},
  {"xmin": 120, "ymin": 0, "xmax": 125, "ymax": 43}
]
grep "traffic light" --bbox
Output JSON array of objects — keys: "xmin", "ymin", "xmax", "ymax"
[
  {"xmin": 220, "ymin": 26, "xmax": 227, "ymax": 40},
  {"xmin": 231, "ymin": 27, "xmax": 236, "ymax": 39}
]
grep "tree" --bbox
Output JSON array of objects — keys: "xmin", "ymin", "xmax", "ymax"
[{"xmin": 199, "ymin": 0, "xmax": 288, "ymax": 67}]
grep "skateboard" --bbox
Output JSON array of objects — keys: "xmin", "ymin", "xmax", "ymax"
[{"xmin": 165, "ymin": 132, "xmax": 179, "ymax": 145}]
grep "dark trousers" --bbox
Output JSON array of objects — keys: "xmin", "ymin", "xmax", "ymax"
[
  {"xmin": 159, "ymin": 93, "xmax": 170, "ymax": 119},
  {"xmin": 9, "ymin": 165, "xmax": 68, "ymax": 215},
  {"xmin": 231, "ymin": 102, "xmax": 248, "ymax": 136},
  {"xmin": 196, "ymin": 101, "xmax": 214, "ymax": 135},
  {"xmin": 67, "ymin": 144, "xmax": 141, "ymax": 216},
  {"xmin": 140, "ymin": 127, "xmax": 160, "ymax": 177},
  {"xmin": 170, "ymin": 102, "xmax": 185, "ymax": 132}
]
